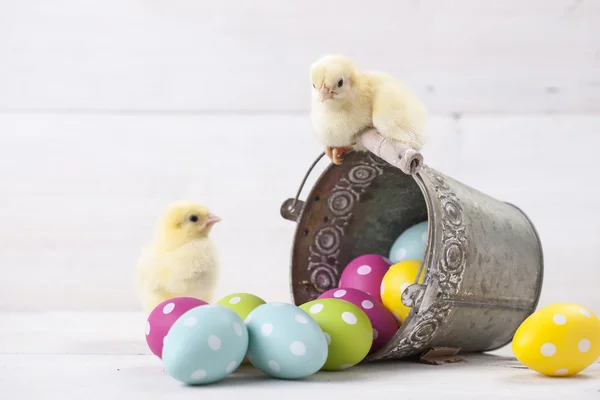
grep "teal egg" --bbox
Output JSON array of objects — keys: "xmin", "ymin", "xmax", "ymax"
[
  {"xmin": 389, "ymin": 221, "xmax": 428, "ymax": 263},
  {"xmin": 162, "ymin": 305, "xmax": 249, "ymax": 385},
  {"xmin": 245, "ymin": 302, "xmax": 328, "ymax": 379}
]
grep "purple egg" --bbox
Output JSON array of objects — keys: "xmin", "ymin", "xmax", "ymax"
[
  {"xmin": 145, "ymin": 297, "xmax": 208, "ymax": 358},
  {"xmin": 318, "ymin": 287, "xmax": 398, "ymax": 354},
  {"xmin": 338, "ymin": 254, "xmax": 392, "ymax": 302}
]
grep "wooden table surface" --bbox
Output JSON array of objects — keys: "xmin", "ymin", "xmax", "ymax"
[{"xmin": 1, "ymin": 312, "xmax": 598, "ymax": 399}]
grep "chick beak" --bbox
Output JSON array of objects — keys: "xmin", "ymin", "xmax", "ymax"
[
  {"xmin": 320, "ymin": 85, "xmax": 333, "ymax": 102},
  {"xmin": 205, "ymin": 214, "xmax": 221, "ymax": 226}
]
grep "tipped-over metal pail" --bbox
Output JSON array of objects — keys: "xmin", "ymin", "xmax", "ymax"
[{"xmin": 281, "ymin": 146, "xmax": 543, "ymax": 362}]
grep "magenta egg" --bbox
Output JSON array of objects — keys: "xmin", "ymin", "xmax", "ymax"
[
  {"xmin": 318, "ymin": 287, "xmax": 398, "ymax": 354},
  {"xmin": 145, "ymin": 297, "xmax": 208, "ymax": 358},
  {"xmin": 338, "ymin": 254, "xmax": 392, "ymax": 302}
]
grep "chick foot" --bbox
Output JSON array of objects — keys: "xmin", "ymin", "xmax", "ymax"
[{"xmin": 330, "ymin": 146, "xmax": 352, "ymax": 165}]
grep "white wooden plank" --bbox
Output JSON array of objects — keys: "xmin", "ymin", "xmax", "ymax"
[
  {"xmin": 1, "ymin": 312, "xmax": 599, "ymax": 399},
  {"xmin": 0, "ymin": 0, "xmax": 598, "ymax": 113},
  {"xmin": 0, "ymin": 113, "xmax": 456, "ymax": 311},
  {"xmin": 0, "ymin": 352, "xmax": 598, "ymax": 399},
  {"xmin": 1, "ymin": 113, "xmax": 600, "ymax": 312}
]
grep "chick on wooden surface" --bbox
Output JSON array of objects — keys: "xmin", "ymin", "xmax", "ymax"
[
  {"xmin": 310, "ymin": 54, "xmax": 427, "ymax": 165},
  {"xmin": 135, "ymin": 201, "xmax": 221, "ymax": 313}
]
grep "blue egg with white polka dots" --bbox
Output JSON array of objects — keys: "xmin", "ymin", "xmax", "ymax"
[
  {"xmin": 162, "ymin": 304, "xmax": 249, "ymax": 385},
  {"xmin": 389, "ymin": 221, "xmax": 428, "ymax": 264},
  {"xmin": 245, "ymin": 302, "xmax": 328, "ymax": 379}
]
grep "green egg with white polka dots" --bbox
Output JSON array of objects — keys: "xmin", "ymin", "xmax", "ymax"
[
  {"xmin": 216, "ymin": 293, "xmax": 267, "ymax": 320},
  {"xmin": 300, "ymin": 298, "xmax": 373, "ymax": 371},
  {"xmin": 217, "ymin": 293, "xmax": 267, "ymax": 366}
]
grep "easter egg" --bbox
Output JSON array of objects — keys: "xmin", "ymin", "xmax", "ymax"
[
  {"xmin": 216, "ymin": 292, "xmax": 266, "ymax": 320},
  {"xmin": 512, "ymin": 303, "xmax": 600, "ymax": 377},
  {"xmin": 380, "ymin": 260, "xmax": 423, "ymax": 324},
  {"xmin": 300, "ymin": 298, "xmax": 372, "ymax": 371},
  {"xmin": 145, "ymin": 297, "xmax": 208, "ymax": 358},
  {"xmin": 338, "ymin": 254, "xmax": 392, "ymax": 302},
  {"xmin": 388, "ymin": 221, "xmax": 428, "ymax": 264},
  {"xmin": 162, "ymin": 305, "xmax": 249, "ymax": 385},
  {"xmin": 318, "ymin": 288, "xmax": 398, "ymax": 354},
  {"xmin": 244, "ymin": 302, "xmax": 328, "ymax": 379}
]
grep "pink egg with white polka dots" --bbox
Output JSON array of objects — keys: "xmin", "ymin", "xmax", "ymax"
[
  {"xmin": 318, "ymin": 287, "xmax": 398, "ymax": 354},
  {"xmin": 338, "ymin": 254, "xmax": 392, "ymax": 303},
  {"xmin": 145, "ymin": 297, "xmax": 208, "ymax": 358}
]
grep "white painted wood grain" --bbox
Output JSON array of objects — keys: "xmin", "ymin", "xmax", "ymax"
[
  {"xmin": 0, "ymin": 113, "xmax": 599, "ymax": 312},
  {"xmin": 0, "ymin": 0, "xmax": 598, "ymax": 113},
  {"xmin": 1, "ymin": 312, "xmax": 599, "ymax": 399}
]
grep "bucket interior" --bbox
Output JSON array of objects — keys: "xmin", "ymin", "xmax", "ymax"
[{"xmin": 290, "ymin": 152, "xmax": 431, "ymax": 312}]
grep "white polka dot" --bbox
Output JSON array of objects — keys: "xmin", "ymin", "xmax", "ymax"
[
  {"xmin": 162, "ymin": 302, "xmax": 175, "ymax": 314},
  {"xmin": 400, "ymin": 282, "xmax": 410, "ymax": 293},
  {"xmin": 324, "ymin": 332, "xmax": 331, "ymax": 345},
  {"xmin": 184, "ymin": 317, "xmax": 198, "ymax": 327},
  {"xmin": 145, "ymin": 321, "xmax": 150, "ymax": 336},
  {"xmin": 225, "ymin": 361, "xmax": 237, "ymax": 373},
  {"xmin": 190, "ymin": 369, "xmax": 207, "ymax": 380},
  {"xmin": 553, "ymin": 314, "xmax": 567, "ymax": 325},
  {"xmin": 333, "ymin": 289, "xmax": 346, "ymax": 298},
  {"xmin": 581, "ymin": 308, "xmax": 591, "ymax": 318},
  {"xmin": 421, "ymin": 231, "xmax": 427, "ymax": 242},
  {"xmin": 395, "ymin": 248, "xmax": 407, "ymax": 260},
  {"xmin": 578, "ymin": 338, "xmax": 591, "ymax": 353},
  {"xmin": 340, "ymin": 364, "xmax": 353, "ymax": 370},
  {"xmin": 268, "ymin": 360, "xmax": 280, "ymax": 372},
  {"xmin": 208, "ymin": 335, "xmax": 221, "ymax": 350},
  {"xmin": 233, "ymin": 322, "xmax": 243, "ymax": 336},
  {"xmin": 540, "ymin": 343, "xmax": 556, "ymax": 357},
  {"xmin": 229, "ymin": 296, "xmax": 241, "ymax": 305},
  {"xmin": 295, "ymin": 314, "xmax": 308, "ymax": 324},
  {"xmin": 342, "ymin": 312, "xmax": 358, "ymax": 325},
  {"xmin": 261, "ymin": 323, "xmax": 273, "ymax": 336},
  {"xmin": 380, "ymin": 281, "xmax": 385, "ymax": 296},
  {"xmin": 361, "ymin": 300, "xmax": 374, "ymax": 310},
  {"xmin": 373, "ymin": 329, "xmax": 379, "ymax": 340},
  {"xmin": 555, "ymin": 368, "xmax": 568, "ymax": 375},
  {"xmin": 290, "ymin": 341, "xmax": 306, "ymax": 356},
  {"xmin": 309, "ymin": 303, "xmax": 324, "ymax": 314},
  {"xmin": 245, "ymin": 315, "xmax": 251, "ymax": 324},
  {"xmin": 357, "ymin": 265, "xmax": 372, "ymax": 275}
]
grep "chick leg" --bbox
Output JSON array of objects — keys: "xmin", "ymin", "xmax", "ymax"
[
  {"xmin": 331, "ymin": 146, "xmax": 352, "ymax": 165},
  {"xmin": 325, "ymin": 145, "xmax": 334, "ymax": 161}
]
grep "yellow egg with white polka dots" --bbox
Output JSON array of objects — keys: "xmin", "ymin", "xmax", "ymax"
[
  {"xmin": 380, "ymin": 260, "xmax": 424, "ymax": 324},
  {"xmin": 512, "ymin": 303, "xmax": 600, "ymax": 377}
]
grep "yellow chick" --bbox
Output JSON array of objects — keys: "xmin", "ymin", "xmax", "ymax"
[
  {"xmin": 135, "ymin": 200, "xmax": 221, "ymax": 313},
  {"xmin": 310, "ymin": 54, "xmax": 427, "ymax": 165}
]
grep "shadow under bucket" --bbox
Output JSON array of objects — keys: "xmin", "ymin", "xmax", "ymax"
[{"xmin": 281, "ymin": 150, "xmax": 544, "ymax": 362}]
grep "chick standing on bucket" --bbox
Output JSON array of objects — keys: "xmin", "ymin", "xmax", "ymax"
[
  {"xmin": 310, "ymin": 54, "xmax": 427, "ymax": 165},
  {"xmin": 135, "ymin": 201, "xmax": 221, "ymax": 313}
]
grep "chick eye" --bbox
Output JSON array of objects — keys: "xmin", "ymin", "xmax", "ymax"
[
  {"xmin": 189, "ymin": 215, "xmax": 199, "ymax": 223},
  {"xmin": 337, "ymin": 79, "xmax": 344, "ymax": 88},
  {"xmin": 312, "ymin": 83, "xmax": 315, "ymax": 89}
]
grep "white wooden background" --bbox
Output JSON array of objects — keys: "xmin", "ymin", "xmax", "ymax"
[{"xmin": 0, "ymin": 0, "xmax": 599, "ymax": 312}]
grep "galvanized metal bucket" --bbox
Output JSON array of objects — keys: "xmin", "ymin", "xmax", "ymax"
[{"xmin": 280, "ymin": 137, "xmax": 544, "ymax": 362}]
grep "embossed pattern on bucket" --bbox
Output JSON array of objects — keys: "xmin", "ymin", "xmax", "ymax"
[{"xmin": 281, "ymin": 151, "xmax": 544, "ymax": 361}]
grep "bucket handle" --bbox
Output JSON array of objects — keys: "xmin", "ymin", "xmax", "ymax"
[
  {"xmin": 356, "ymin": 128, "xmax": 424, "ymax": 176},
  {"xmin": 280, "ymin": 152, "xmax": 326, "ymax": 222},
  {"xmin": 280, "ymin": 130, "xmax": 425, "ymax": 222}
]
